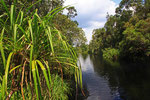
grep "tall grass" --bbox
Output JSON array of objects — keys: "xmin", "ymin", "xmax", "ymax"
[{"xmin": 0, "ymin": 0, "xmax": 82, "ymax": 99}]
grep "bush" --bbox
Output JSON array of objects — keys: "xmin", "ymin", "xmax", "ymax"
[{"xmin": 102, "ymin": 48, "xmax": 120, "ymax": 61}]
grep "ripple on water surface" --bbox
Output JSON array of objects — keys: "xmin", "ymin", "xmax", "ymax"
[{"xmin": 79, "ymin": 55, "xmax": 122, "ymax": 100}]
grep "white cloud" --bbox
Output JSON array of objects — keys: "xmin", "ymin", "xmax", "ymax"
[
  {"xmin": 64, "ymin": 0, "xmax": 118, "ymax": 43},
  {"xmin": 88, "ymin": 21, "xmax": 105, "ymax": 28},
  {"xmin": 83, "ymin": 27, "xmax": 93, "ymax": 43},
  {"xmin": 83, "ymin": 21, "xmax": 105, "ymax": 44}
]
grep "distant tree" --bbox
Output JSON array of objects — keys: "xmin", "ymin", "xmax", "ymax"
[
  {"xmin": 53, "ymin": 13, "xmax": 87, "ymax": 46},
  {"xmin": 89, "ymin": 0, "xmax": 150, "ymax": 61}
]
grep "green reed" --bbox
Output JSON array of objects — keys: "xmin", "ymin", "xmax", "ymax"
[{"xmin": 0, "ymin": 0, "xmax": 83, "ymax": 99}]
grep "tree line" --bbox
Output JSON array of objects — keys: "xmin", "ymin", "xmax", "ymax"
[{"xmin": 89, "ymin": 0, "xmax": 150, "ymax": 62}]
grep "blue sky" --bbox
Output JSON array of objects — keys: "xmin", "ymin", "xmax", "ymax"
[
  {"xmin": 64, "ymin": 0, "xmax": 121, "ymax": 43},
  {"xmin": 113, "ymin": 0, "xmax": 121, "ymax": 4}
]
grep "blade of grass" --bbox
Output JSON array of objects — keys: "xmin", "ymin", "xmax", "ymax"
[
  {"xmin": 0, "ymin": 28, "xmax": 6, "ymax": 68},
  {"xmin": 9, "ymin": 65, "xmax": 21, "ymax": 73},
  {"xmin": 18, "ymin": 25, "xmax": 30, "ymax": 42},
  {"xmin": 35, "ymin": 61, "xmax": 42, "ymax": 100},
  {"xmin": 29, "ymin": 45, "xmax": 33, "ymax": 91},
  {"xmin": 36, "ymin": 60, "xmax": 51, "ymax": 97},
  {"xmin": 45, "ymin": 6, "xmax": 62, "ymax": 18},
  {"xmin": 14, "ymin": 24, "xmax": 18, "ymax": 49},
  {"xmin": 33, "ymin": 10, "xmax": 38, "ymax": 48},
  {"xmin": 1, "ymin": 76, "xmax": 5, "ymax": 100},
  {"xmin": 19, "ymin": 11, "xmax": 23, "ymax": 25},
  {"xmin": 16, "ymin": 10, "xmax": 23, "ymax": 25},
  {"xmin": 43, "ymin": 60, "xmax": 52, "ymax": 86},
  {"xmin": 46, "ymin": 6, "xmax": 69, "ymax": 22},
  {"xmin": 32, "ymin": 60, "xmax": 39, "ymax": 100},
  {"xmin": 16, "ymin": 10, "xmax": 21, "ymax": 24},
  {"xmin": 74, "ymin": 69, "xmax": 77, "ymax": 88},
  {"xmin": 55, "ymin": 29, "xmax": 77, "ymax": 60},
  {"xmin": 76, "ymin": 69, "xmax": 80, "ymax": 85},
  {"xmin": 2, "ymin": 52, "xmax": 13, "ymax": 98},
  {"xmin": 79, "ymin": 68, "xmax": 83, "ymax": 89},
  {"xmin": 0, "ymin": 13, "xmax": 7, "ymax": 18},
  {"xmin": 10, "ymin": 5, "xmax": 14, "ymax": 31},
  {"xmin": 17, "ymin": 35, "xmax": 25, "ymax": 43},
  {"xmin": 51, "ymin": 61, "xmax": 78, "ymax": 68},
  {"xmin": 47, "ymin": 26, "xmax": 54, "ymax": 55},
  {"xmin": 28, "ymin": 20, "xmax": 34, "ymax": 43}
]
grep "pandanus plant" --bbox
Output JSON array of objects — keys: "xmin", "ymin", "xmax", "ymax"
[{"xmin": 0, "ymin": 0, "xmax": 82, "ymax": 99}]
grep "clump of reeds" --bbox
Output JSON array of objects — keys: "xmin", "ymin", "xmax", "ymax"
[{"xmin": 0, "ymin": 0, "xmax": 82, "ymax": 99}]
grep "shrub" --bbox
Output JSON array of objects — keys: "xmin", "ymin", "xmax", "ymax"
[{"xmin": 102, "ymin": 48, "xmax": 120, "ymax": 61}]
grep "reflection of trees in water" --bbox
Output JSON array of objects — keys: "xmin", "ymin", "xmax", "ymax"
[
  {"xmin": 81, "ymin": 54, "xmax": 88, "ymax": 60},
  {"xmin": 118, "ymin": 63, "xmax": 150, "ymax": 100},
  {"xmin": 90, "ymin": 55, "xmax": 120, "ymax": 90},
  {"xmin": 89, "ymin": 55, "xmax": 150, "ymax": 100}
]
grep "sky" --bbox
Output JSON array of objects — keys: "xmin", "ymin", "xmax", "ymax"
[{"xmin": 64, "ymin": 0, "xmax": 121, "ymax": 43}]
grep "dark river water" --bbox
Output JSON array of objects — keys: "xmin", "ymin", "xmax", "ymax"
[{"xmin": 78, "ymin": 54, "xmax": 150, "ymax": 100}]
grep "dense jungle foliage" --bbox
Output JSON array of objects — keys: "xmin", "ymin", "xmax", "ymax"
[
  {"xmin": 89, "ymin": 0, "xmax": 150, "ymax": 61},
  {"xmin": 0, "ymin": 0, "xmax": 86, "ymax": 99}
]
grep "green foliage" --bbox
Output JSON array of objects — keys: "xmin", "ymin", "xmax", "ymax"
[
  {"xmin": 76, "ymin": 44, "xmax": 88, "ymax": 54},
  {"xmin": 119, "ymin": 17, "xmax": 150, "ymax": 60},
  {"xmin": 51, "ymin": 74, "xmax": 70, "ymax": 100},
  {"xmin": 0, "ymin": 0, "xmax": 83, "ymax": 99},
  {"xmin": 89, "ymin": 0, "xmax": 150, "ymax": 61},
  {"xmin": 66, "ymin": 6, "xmax": 77, "ymax": 18},
  {"xmin": 53, "ymin": 13, "xmax": 87, "ymax": 46},
  {"xmin": 0, "ymin": 0, "xmax": 64, "ymax": 16},
  {"xmin": 89, "ymin": 28, "xmax": 106, "ymax": 54},
  {"xmin": 0, "ymin": 83, "xmax": 1, "ymax": 99},
  {"xmin": 102, "ymin": 48, "xmax": 120, "ymax": 61}
]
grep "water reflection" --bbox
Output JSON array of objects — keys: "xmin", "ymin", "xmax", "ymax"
[{"xmin": 79, "ymin": 54, "xmax": 150, "ymax": 100}]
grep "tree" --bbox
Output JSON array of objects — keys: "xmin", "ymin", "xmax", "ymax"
[
  {"xmin": 53, "ymin": 13, "xmax": 87, "ymax": 46},
  {"xmin": 119, "ymin": 16, "xmax": 150, "ymax": 60},
  {"xmin": 66, "ymin": 6, "xmax": 77, "ymax": 18},
  {"xmin": 89, "ymin": 0, "xmax": 150, "ymax": 61}
]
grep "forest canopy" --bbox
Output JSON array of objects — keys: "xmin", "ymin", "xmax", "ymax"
[{"xmin": 89, "ymin": 0, "xmax": 150, "ymax": 61}]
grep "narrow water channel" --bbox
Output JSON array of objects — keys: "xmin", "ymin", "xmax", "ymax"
[{"xmin": 78, "ymin": 54, "xmax": 150, "ymax": 100}]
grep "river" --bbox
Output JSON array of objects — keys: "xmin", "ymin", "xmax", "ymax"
[{"xmin": 78, "ymin": 54, "xmax": 150, "ymax": 100}]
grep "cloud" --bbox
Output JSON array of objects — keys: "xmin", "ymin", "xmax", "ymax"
[
  {"xmin": 64, "ymin": 0, "xmax": 118, "ymax": 43},
  {"xmin": 83, "ymin": 21, "xmax": 105, "ymax": 43}
]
